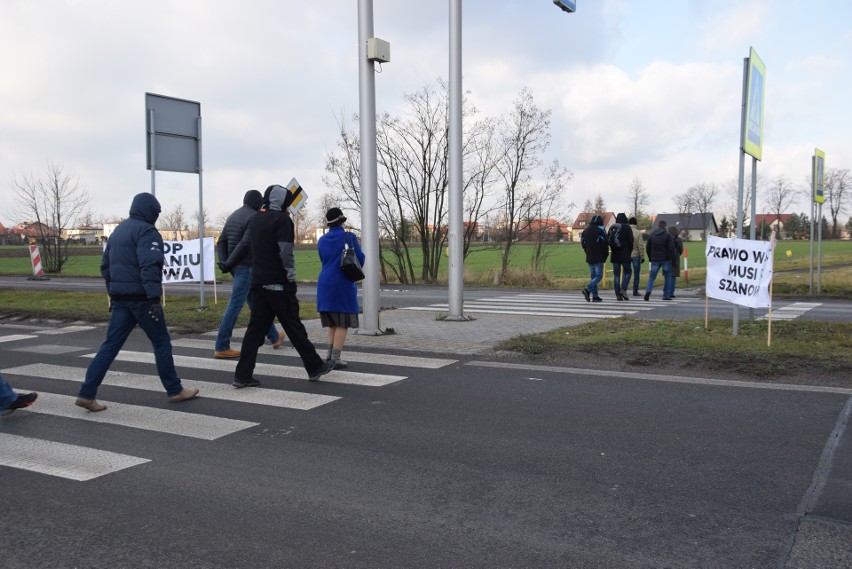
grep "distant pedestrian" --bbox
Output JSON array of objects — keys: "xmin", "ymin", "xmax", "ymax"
[
  {"xmin": 608, "ymin": 213, "xmax": 634, "ymax": 301},
  {"xmin": 668, "ymin": 225, "xmax": 684, "ymax": 299},
  {"xmin": 580, "ymin": 215, "xmax": 609, "ymax": 302},
  {"xmin": 627, "ymin": 216, "xmax": 645, "ymax": 297},
  {"xmin": 643, "ymin": 219, "xmax": 676, "ymax": 301},
  {"xmin": 1, "ymin": 373, "xmax": 37, "ymax": 417},
  {"xmin": 76, "ymin": 192, "xmax": 199, "ymax": 412},
  {"xmin": 222, "ymin": 185, "xmax": 334, "ymax": 387},
  {"xmin": 214, "ymin": 190, "xmax": 285, "ymax": 359},
  {"xmin": 317, "ymin": 208, "xmax": 365, "ymax": 369}
]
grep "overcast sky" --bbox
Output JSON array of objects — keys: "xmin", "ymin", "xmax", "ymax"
[{"xmin": 1, "ymin": 0, "xmax": 849, "ymax": 229}]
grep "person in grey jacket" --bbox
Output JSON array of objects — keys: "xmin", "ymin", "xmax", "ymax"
[{"xmin": 213, "ymin": 190, "xmax": 284, "ymax": 359}]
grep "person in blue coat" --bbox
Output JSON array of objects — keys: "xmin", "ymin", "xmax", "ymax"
[{"xmin": 316, "ymin": 208, "xmax": 365, "ymax": 368}]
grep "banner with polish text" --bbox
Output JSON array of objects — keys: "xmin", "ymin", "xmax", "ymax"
[
  {"xmin": 162, "ymin": 238, "xmax": 214, "ymax": 283},
  {"xmin": 705, "ymin": 235, "xmax": 773, "ymax": 308}
]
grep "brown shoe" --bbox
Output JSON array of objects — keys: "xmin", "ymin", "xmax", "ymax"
[
  {"xmin": 213, "ymin": 349, "xmax": 240, "ymax": 359},
  {"xmin": 75, "ymin": 398, "xmax": 107, "ymax": 412},
  {"xmin": 168, "ymin": 387, "xmax": 199, "ymax": 403},
  {"xmin": 272, "ymin": 331, "xmax": 286, "ymax": 349}
]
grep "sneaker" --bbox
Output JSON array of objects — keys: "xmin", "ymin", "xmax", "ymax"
[
  {"xmin": 621, "ymin": 293, "xmax": 629, "ymax": 301},
  {"xmin": 232, "ymin": 377, "xmax": 261, "ymax": 389},
  {"xmin": 168, "ymin": 387, "xmax": 200, "ymax": 403},
  {"xmin": 213, "ymin": 349, "xmax": 240, "ymax": 359},
  {"xmin": 272, "ymin": 331, "xmax": 286, "ymax": 349},
  {"xmin": 582, "ymin": 288, "xmax": 591, "ymax": 302},
  {"xmin": 592, "ymin": 297, "xmax": 603, "ymax": 303},
  {"xmin": 10, "ymin": 392, "xmax": 38, "ymax": 409},
  {"xmin": 75, "ymin": 398, "xmax": 107, "ymax": 412},
  {"xmin": 616, "ymin": 294, "xmax": 624, "ymax": 301},
  {"xmin": 644, "ymin": 292, "xmax": 651, "ymax": 301},
  {"xmin": 308, "ymin": 361, "xmax": 335, "ymax": 382}
]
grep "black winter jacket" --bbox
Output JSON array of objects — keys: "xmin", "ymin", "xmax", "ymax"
[
  {"xmin": 217, "ymin": 191, "xmax": 263, "ymax": 268},
  {"xmin": 581, "ymin": 225, "xmax": 609, "ymax": 264},
  {"xmin": 609, "ymin": 223, "xmax": 634, "ymax": 264},
  {"xmin": 645, "ymin": 227, "xmax": 676, "ymax": 263}
]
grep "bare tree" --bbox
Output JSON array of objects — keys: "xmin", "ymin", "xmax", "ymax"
[
  {"xmin": 763, "ymin": 175, "xmax": 797, "ymax": 239},
  {"xmin": 626, "ymin": 177, "xmax": 649, "ymax": 218},
  {"xmin": 592, "ymin": 194, "xmax": 606, "ymax": 216},
  {"xmin": 13, "ymin": 161, "xmax": 90, "ymax": 273},
  {"xmin": 160, "ymin": 204, "xmax": 188, "ymax": 240},
  {"xmin": 581, "ymin": 198, "xmax": 594, "ymax": 213},
  {"xmin": 528, "ymin": 160, "xmax": 573, "ymax": 271},
  {"xmin": 721, "ymin": 177, "xmax": 756, "ymax": 235},
  {"xmin": 690, "ymin": 182, "xmax": 719, "ymax": 239},
  {"xmin": 823, "ymin": 168, "xmax": 849, "ymax": 238},
  {"xmin": 189, "ymin": 208, "xmax": 210, "ymax": 239},
  {"xmin": 494, "ymin": 88, "xmax": 551, "ymax": 276},
  {"xmin": 462, "ymin": 116, "xmax": 500, "ymax": 257},
  {"xmin": 673, "ymin": 190, "xmax": 695, "ymax": 230}
]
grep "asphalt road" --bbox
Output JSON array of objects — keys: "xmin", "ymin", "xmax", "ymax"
[{"xmin": 1, "ymin": 322, "xmax": 850, "ymax": 568}]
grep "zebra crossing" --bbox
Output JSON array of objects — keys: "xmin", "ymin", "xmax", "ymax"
[
  {"xmin": 401, "ymin": 292, "xmax": 691, "ymax": 319},
  {"xmin": 0, "ymin": 328, "xmax": 456, "ymax": 482}
]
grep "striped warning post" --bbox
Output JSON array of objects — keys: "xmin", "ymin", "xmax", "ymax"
[{"xmin": 29, "ymin": 245, "xmax": 44, "ymax": 277}]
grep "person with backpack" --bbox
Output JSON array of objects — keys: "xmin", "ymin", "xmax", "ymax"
[
  {"xmin": 644, "ymin": 219, "xmax": 677, "ymax": 301},
  {"xmin": 627, "ymin": 216, "xmax": 645, "ymax": 297},
  {"xmin": 580, "ymin": 215, "xmax": 609, "ymax": 302},
  {"xmin": 608, "ymin": 213, "xmax": 634, "ymax": 301},
  {"xmin": 668, "ymin": 225, "xmax": 684, "ymax": 298}
]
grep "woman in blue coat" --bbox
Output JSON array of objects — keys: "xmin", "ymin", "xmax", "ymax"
[{"xmin": 316, "ymin": 208, "xmax": 365, "ymax": 368}]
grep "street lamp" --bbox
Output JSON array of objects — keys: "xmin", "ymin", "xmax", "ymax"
[{"xmin": 553, "ymin": 0, "xmax": 577, "ymax": 13}]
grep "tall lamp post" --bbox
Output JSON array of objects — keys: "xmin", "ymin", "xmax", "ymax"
[{"xmin": 447, "ymin": 0, "xmax": 576, "ymax": 319}]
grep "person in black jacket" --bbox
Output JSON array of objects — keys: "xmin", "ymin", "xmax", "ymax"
[
  {"xmin": 222, "ymin": 185, "xmax": 333, "ymax": 387},
  {"xmin": 76, "ymin": 192, "xmax": 199, "ymax": 411},
  {"xmin": 643, "ymin": 219, "xmax": 677, "ymax": 301},
  {"xmin": 580, "ymin": 215, "xmax": 609, "ymax": 302},
  {"xmin": 608, "ymin": 212, "xmax": 635, "ymax": 301},
  {"xmin": 213, "ymin": 190, "xmax": 284, "ymax": 359}
]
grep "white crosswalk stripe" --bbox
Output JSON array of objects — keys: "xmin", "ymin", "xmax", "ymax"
[
  {"xmin": 0, "ymin": 334, "xmax": 38, "ymax": 343},
  {"xmin": 0, "ymin": 432, "xmax": 150, "ymax": 482},
  {"xmin": 35, "ymin": 325, "xmax": 96, "ymax": 335},
  {"xmin": 758, "ymin": 302, "xmax": 821, "ymax": 321},
  {"xmin": 402, "ymin": 292, "xmax": 688, "ymax": 318},
  {"xmin": 173, "ymin": 338, "xmax": 456, "ymax": 369},
  {"xmin": 2, "ymin": 363, "xmax": 340, "ymax": 410},
  {"xmin": 87, "ymin": 350, "xmax": 408, "ymax": 387}
]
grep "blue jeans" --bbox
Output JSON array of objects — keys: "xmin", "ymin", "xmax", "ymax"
[
  {"xmin": 0, "ymin": 373, "xmax": 17, "ymax": 410},
  {"xmin": 630, "ymin": 256, "xmax": 642, "ymax": 295},
  {"xmin": 612, "ymin": 262, "xmax": 631, "ymax": 295},
  {"xmin": 586, "ymin": 263, "xmax": 604, "ymax": 298},
  {"xmin": 645, "ymin": 260, "xmax": 673, "ymax": 299},
  {"xmin": 215, "ymin": 265, "xmax": 279, "ymax": 351},
  {"xmin": 79, "ymin": 300, "xmax": 184, "ymax": 399}
]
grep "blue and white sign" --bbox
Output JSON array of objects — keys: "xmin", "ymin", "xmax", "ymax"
[{"xmin": 553, "ymin": 0, "xmax": 576, "ymax": 13}]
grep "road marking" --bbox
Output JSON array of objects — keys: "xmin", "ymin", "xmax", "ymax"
[
  {"xmin": 22, "ymin": 392, "xmax": 258, "ymax": 440},
  {"xmin": 2, "ymin": 364, "xmax": 339, "ymax": 410},
  {"xmin": 172, "ymin": 339, "xmax": 456, "ymax": 369},
  {"xmin": 466, "ymin": 361, "xmax": 852, "ymax": 396},
  {"xmin": 402, "ymin": 305, "xmax": 626, "ymax": 318},
  {"xmin": 0, "ymin": 432, "xmax": 150, "ymax": 481},
  {"xmin": 760, "ymin": 302, "xmax": 822, "ymax": 321},
  {"xmin": 35, "ymin": 325, "xmax": 96, "ymax": 335},
  {"xmin": 0, "ymin": 334, "xmax": 38, "ymax": 343},
  {"xmin": 86, "ymin": 351, "xmax": 407, "ymax": 387}
]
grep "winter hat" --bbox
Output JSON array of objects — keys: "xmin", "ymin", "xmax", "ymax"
[
  {"xmin": 628, "ymin": 216, "xmax": 637, "ymax": 225},
  {"xmin": 243, "ymin": 190, "xmax": 263, "ymax": 211},
  {"xmin": 616, "ymin": 213, "xmax": 628, "ymax": 224},
  {"xmin": 590, "ymin": 215, "xmax": 603, "ymax": 226},
  {"xmin": 326, "ymin": 207, "xmax": 347, "ymax": 227}
]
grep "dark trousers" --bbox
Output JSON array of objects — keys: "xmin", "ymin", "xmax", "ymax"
[{"xmin": 235, "ymin": 284, "xmax": 324, "ymax": 381}]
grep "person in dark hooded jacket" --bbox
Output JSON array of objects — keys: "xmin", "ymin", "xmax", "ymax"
[
  {"xmin": 580, "ymin": 214, "xmax": 609, "ymax": 302},
  {"xmin": 608, "ymin": 212, "xmax": 634, "ymax": 301},
  {"xmin": 222, "ymin": 185, "xmax": 333, "ymax": 386},
  {"xmin": 643, "ymin": 219, "xmax": 677, "ymax": 301},
  {"xmin": 75, "ymin": 192, "xmax": 199, "ymax": 412},
  {"xmin": 213, "ymin": 190, "xmax": 284, "ymax": 359}
]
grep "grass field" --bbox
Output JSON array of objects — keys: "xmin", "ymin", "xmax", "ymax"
[{"xmin": 1, "ymin": 241, "xmax": 850, "ymax": 296}]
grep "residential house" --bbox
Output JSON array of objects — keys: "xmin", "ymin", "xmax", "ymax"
[
  {"xmin": 571, "ymin": 212, "xmax": 616, "ymax": 241},
  {"xmin": 752, "ymin": 214, "xmax": 792, "ymax": 239},
  {"xmin": 10, "ymin": 221, "xmax": 58, "ymax": 244},
  {"xmin": 63, "ymin": 224, "xmax": 104, "ymax": 244},
  {"xmin": 653, "ymin": 212, "xmax": 718, "ymax": 241},
  {"xmin": 517, "ymin": 218, "xmax": 572, "ymax": 242}
]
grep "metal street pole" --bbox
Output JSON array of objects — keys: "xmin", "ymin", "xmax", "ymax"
[
  {"xmin": 357, "ymin": 0, "xmax": 381, "ymax": 334},
  {"xmin": 447, "ymin": 0, "xmax": 464, "ymax": 320},
  {"xmin": 733, "ymin": 57, "xmax": 748, "ymax": 336}
]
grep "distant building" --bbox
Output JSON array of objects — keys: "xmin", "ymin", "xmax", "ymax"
[
  {"xmin": 572, "ymin": 212, "xmax": 616, "ymax": 237},
  {"xmin": 653, "ymin": 212, "xmax": 718, "ymax": 241},
  {"xmin": 62, "ymin": 224, "xmax": 103, "ymax": 244},
  {"xmin": 752, "ymin": 214, "xmax": 793, "ymax": 239},
  {"xmin": 517, "ymin": 218, "xmax": 572, "ymax": 242}
]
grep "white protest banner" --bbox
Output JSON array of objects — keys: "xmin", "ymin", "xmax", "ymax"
[
  {"xmin": 162, "ymin": 237, "xmax": 215, "ymax": 283},
  {"xmin": 705, "ymin": 235, "xmax": 773, "ymax": 308}
]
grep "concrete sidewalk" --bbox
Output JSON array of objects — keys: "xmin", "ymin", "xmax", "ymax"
[{"xmin": 302, "ymin": 309, "xmax": 584, "ymax": 355}]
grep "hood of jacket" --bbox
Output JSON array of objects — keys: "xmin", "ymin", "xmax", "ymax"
[
  {"xmin": 265, "ymin": 184, "xmax": 295, "ymax": 212},
  {"xmin": 243, "ymin": 190, "xmax": 263, "ymax": 210},
  {"xmin": 129, "ymin": 192, "xmax": 161, "ymax": 224},
  {"xmin": 650, "ymin": 226, "xmax": 668, "ymax": 237}
]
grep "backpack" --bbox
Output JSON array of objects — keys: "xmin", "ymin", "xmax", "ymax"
[{"xmin": 607, "ymin": 223, "xmax": 625, "ymax": 249}]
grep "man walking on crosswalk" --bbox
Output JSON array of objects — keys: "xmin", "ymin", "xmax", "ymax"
[
  {"xmin": 221, "ymin": 184, "xmax": 333, "ymax": 387},
  {"xmin": 75, "ymin": 192, "xmax": 199, "ymax": 412}
]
